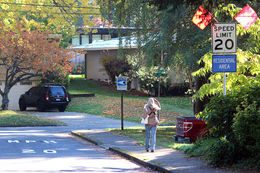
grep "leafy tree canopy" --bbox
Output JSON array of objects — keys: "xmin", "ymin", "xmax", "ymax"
[
  {"xmin": 0, "ymin": 20, "xmax": 72, "ymax": 110},
  {"xmin": 97, "ymin": 0, "xmax": 259, "ymax": 115},
  {"xmin": 97, "ymin": 0, "xmax": 259, "ymax": 69},
  {"xmin": 0, "ymin": 0, "xmax": 101, "ymax": 47},
  {"xmin": 192, "ymin": 4, "xmax": 259, "ymax": 99}
]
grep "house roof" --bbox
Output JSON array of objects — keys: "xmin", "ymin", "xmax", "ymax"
[{"xmin": 69, "ymin": 37, "xmax": 138, "ymax": 52}]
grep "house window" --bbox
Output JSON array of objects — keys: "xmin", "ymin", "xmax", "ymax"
[
  {"xmin": 102, "ymin": 35, "xmax": 111, "ymax": 41},
  {"xmin": 81, "ymin": 35, "xmax": 89, "ymax": 45},
  {"xmin": 20, "ymin": 81, "xmax": 32, "ymax": 85},
  {"xmin": 72, "ymin": 35, "xmax": 80, "ymax": 45},
  {"xmin": 92, "ymin": 34, "xmax": 101, "ymax": 42}
]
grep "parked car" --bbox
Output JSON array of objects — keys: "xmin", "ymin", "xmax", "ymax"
[{"xmin": 19, "ymin": 83, "xmax": 70, "ymax": 112}]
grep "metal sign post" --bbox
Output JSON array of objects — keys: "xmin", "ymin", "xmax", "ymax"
[
  {"xmin": 223, "ymin": 73, "xmax": 226, "ymax": 96},
  {"xmin": 117, "ymin": 76, "xmax": 127, "ymax": 130},
  {"xmin": 121, "ymin": 91, "xmax": 124, "ymax": 130}
]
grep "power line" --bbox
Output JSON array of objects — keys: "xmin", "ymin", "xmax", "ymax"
[
  {"xmin": 0, "ymin": 1, "xmax": 100, "ymax": 9},
  {"xmin": 1, "ymin": 10, "xmax": 100, "ymax": 15}
]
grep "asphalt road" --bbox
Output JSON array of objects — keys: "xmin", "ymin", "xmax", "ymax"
[{"xmin": 0, "ymin": 110, "xmax": 152, "ymax": 173}]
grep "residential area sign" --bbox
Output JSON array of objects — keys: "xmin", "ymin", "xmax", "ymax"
[
  {"xmin": 212, "ymin": 23, "xmax": 237, "ymax": 53},
  {"xmin": 212, "ymin": 55, "xmax": 237, "ymax": 72},
  {"xmin": 117, "ymin": 76, "xmax": 127, "ymax": 90}
]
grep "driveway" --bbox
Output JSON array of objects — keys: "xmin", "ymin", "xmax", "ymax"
[{"xmin": 30, "ymin": 111, "xmax": 142, "ymax": 131}]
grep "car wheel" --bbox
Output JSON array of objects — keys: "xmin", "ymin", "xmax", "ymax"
[
  {"xmin": 37, "ymin": 101, "xmax": 45, "ymax": 112},
  {"xmin": 58, "ymin": 105, "xmax": 67, "ymax": 112},
  {"xmin": 19, "ymin": 99, "xmax": 27, "ymax": 111}
]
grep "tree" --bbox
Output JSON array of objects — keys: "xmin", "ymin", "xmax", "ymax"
[
  {"xmin": 151, "ymin": 1, "xmax": 259, "ymax": 114},
  {"xmin": 126, "ymin": 52, "xmax": 169, "ymax": 95},
  {"xmin": 0, "ymin": 20, "xmax": 72, "ymax": 110},
  {"xmin": 98, "ymin": 0, "xmax": 211, "ymax": 113},
  {"xmin": 0, "ymin": 0, "xmax": 101, "ymax": 48},
  {"xmin": 193, "ymin": 4, "xmax": 260, "ymax": 100},
  {"xmin": 97, "ymin": 0, "xmax": 259, "ymax": 114}
]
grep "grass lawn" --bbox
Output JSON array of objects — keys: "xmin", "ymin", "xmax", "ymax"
[
  {"xmin": 67, "ymin": 78, "xmax": 193, "ymax": 125},
  {"xmin": 67, "ymin": 77, "xmax": 194, "ymax": 151},
  {"xmin": 0, "ymin": 110, "xmax": 66, "ymax": 127},
  {"xmin": 107, "ymin": 126, "xmax": 193, "ymax": 150},
  {"xmin": 108, "ymin": 126, "xmax": 177, "ymax": 148}
]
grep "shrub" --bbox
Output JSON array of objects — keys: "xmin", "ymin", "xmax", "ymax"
[
  {"xmin": 236, "ymin": 156, "xmax": 260, "ymax": 170},
  {"xmin": 232, "ymin": 101, "xmax": 260, "ymax": 162},
  {"xmin": 198, "ymin": 86, "xmax": 260, "ymax": 140},
  {"xmin": 100, "ymin": 54, "xmax": 130, "ymax": 84},
  {"xmin": 197, "ymin": 95, "xmax": 237, "ymax": 140},
  {"xmin": 41, "ymin": 71, "xmax": 70, "ymax": 88},
  {"xmin": 197, "ymin": 86, "xmax": 260, "ymax": 168},
  {"xmin": 205, "ymin": 138, "xmax": 242, "ymax": 167},
  {"xmin": 71, "ymin": 63, "xmax": 85, "ymax": 74},
  {"xmin": 184, "ymin": 138, "xmax": 218, "ymax": 157},
  {"xmin": 231, "ymin": 87, "xmax": 260, "ymax": 157}
]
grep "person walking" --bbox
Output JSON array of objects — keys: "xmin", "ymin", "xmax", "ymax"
[{"xmin": 142, "ymin": 97, "xmax": 161, "ymax": 152}]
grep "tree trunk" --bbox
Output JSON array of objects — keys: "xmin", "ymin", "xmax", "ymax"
[
  {"xmin": 1, "ymin": 83, "xmax": 11, "ymax": 110},
  {"xmin": 193, "ymin": 76, "xmax": 204, "ymax": 115},
  {"xmin": 1, "ymin": 92, "xmax": 9, "ymax": 110},
  {"xmin": 187, "ymin": 71, "xmax": 194, "ymax": 95},
  {"xmin": 193, "ymin": 74, "xmax": 211, "ymax": 115}
]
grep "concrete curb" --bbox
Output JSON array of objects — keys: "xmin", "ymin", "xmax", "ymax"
[
  {"xmin": 71, "ymin": 131, "xmax": 109, "ymax": 149},
  {"xmin": 70, "ymin": 94, "xmax": 95, "ymax": 98},
  {"xmin": 109, "ymin": 147, "xmax": 171, "ymax": 173},
  {"xmin": 71, "ymin": 131, "xmax": 171, "ymax": 173}
]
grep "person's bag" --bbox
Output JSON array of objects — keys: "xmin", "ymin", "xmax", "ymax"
[{"xmin": 141, "ymin": 116, "xmax": 149, "ymax": 124}]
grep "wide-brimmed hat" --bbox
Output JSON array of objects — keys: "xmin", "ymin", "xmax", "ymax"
[{"xmin": 147, "ymin": 98, "xmax": 161, "ymax": 110}]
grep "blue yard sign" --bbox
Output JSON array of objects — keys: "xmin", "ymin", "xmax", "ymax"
[
  {"xmin": 117, "ymin": 76, "xmax": 127, "ymax": 130},
  {"xmin": 212, "ymin": 55, "xmax": 237, "ymax": 73},
  {"xmin": 117, "ymin": 76, "xmax": 127, "ymax": 91}
]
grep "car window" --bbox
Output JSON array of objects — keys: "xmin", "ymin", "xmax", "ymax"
[
  {"xmin": 29, "ymin": 87, "xmax": 38, "ymax": 94},
  {"xmin": 28, "ymin": 87, "xmax": 34, "ymax": 93},
  {"xmin": 49, "ymin": 86, "xmax": 65, "ymax": 96}
]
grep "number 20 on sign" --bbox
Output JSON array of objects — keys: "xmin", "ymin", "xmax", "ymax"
[{"xmin": 212, "ymin": 23, "xmax": 237, "ymax": 53}]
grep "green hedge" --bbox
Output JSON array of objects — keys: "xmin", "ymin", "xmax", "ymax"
[{"xmin": 197, "ymin": 86, "xmax": 260, "ymax": 168}]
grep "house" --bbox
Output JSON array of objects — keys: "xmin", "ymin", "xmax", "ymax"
[
  {"xmin": 69, "ymin": 19, "xmax": 187, "ymax": 91},
  {"xmin": 69, "ymin": 25, "xmax": 135, "ymax": 74},
  {"xmin": 69, "ymin": 15, "xmax": 136, "ymax": 72},
  {"xmin": 69, "ymin": 19, "xmax": 188, "ymax": 94},
  {"xmin": 68, "ymin": 16, "xmax": 138, "ymax": 80},
  {"xmin": 0, "ymin": 69, "xmax": 40, "ymax": 110},
  {"xmin": 70, "ymin": 36, "xmax": 138, "ymax": 82},
  {"xmin": 69, "ymin": 36, "xmax": 188, "ymax": 96}
]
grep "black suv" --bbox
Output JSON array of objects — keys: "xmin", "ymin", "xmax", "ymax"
[{"xmin": 19, "ymin": 83, "xmax": 70, "ymax": 112}]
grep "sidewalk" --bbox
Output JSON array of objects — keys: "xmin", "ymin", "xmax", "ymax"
[{"xmin": 71, "ymin": 129, "xmax": 236, "ymax": 173}]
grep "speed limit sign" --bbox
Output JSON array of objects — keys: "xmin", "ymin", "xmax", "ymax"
[{"xmin": 212, "ymin": 23, "xmax": 237, "ymax": 53}]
